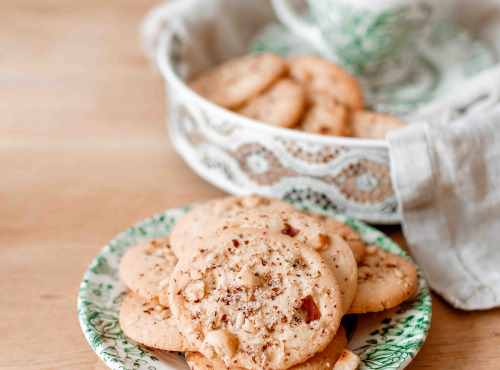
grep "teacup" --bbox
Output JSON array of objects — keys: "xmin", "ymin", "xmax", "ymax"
[{"xmin": 272, "ymin": 0, "xmax": 455, "ymax": 86}]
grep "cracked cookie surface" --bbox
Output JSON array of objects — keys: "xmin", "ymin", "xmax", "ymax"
[
  {"xmin": 304, "ymin": 211, "xmax": 366, "ymax": 264},
  {"xmin": 170, "ymin": 195, "xmax": 294, "ymax": 259},
  {"xmin": 186, "ymin": 325, "xmax": 347, "ymax": 370},
  {"xmin": 347, "ymin": 246, "xmax": 418, "ymax": 314},
  {"xmin": 238, "ymin": 78, "xmax": 306, "ymax": 128},
  {"xmin": 168, "ymin": 228, "xmax": 343, "ymax": 369},
  {"xmin": 217, "ymin": 209, "xmax": 357, "ymax": 315},
  {"xmin": 119, "ymin": 292, "xmax": 196, "ymax": 351},
  {"xmin": 118, "ymin": 236, "xmax": 177, "ymax": 306},
  {"xmin": 189, "ymin": 52, "xmax": 287, "ymax": 109},
  {"xmin": 288, "ymin": 55, "xmax": 364, "ymax": 110}
]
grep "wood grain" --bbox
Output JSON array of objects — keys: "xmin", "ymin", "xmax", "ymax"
[{"xmin": 0, "ymin": 0, "xmax": 499, "ymax": 369}]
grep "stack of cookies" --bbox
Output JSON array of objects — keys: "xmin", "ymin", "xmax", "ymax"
[
  {"xmin": 189, "ymin": 53, "xmax": 406, "ymax": 139},
  {"xmin": 118, "ymin": 195, "xmax": 418, "ymax": 369}
]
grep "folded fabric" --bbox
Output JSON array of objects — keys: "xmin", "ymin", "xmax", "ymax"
[{"xmin": 388, "ymin": 68, "xmax": 500, "ymax": 309}]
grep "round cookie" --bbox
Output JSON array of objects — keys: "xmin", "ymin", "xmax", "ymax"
[
  {"xmin": 186, "ymin": 325, "xmax": 347, "ymax": 370},
  {"xmin": 332, "ymin": 349, "xmax": 361, "ymax": 370},
  {"xmin": 299, "ymin": 93, "xmax": 350, "ymax": 136},
  {"xmin": 347, "ymin": 246, "xmax": 418, "ymax": 314},
  {"xmin": 217, "ymin": 209, "xmax": 357, "ymax": 315},
  {"xmin": 288, "ymin": 55, "xmax": 364, "ymax": 110},
  {"xmin": 237, "ymin": 78, "xmax": 307, "ymax": 128},
  {"xmin": 170, "ymin": 194, "xmax": 295, "ymax": 258},
  {"xmin": 119, "ymin": 292, "xmax": 196, "ymax": 352},
  {"xmin": 304, "ymin": 211, "xmax": 366, "ymax": 264},
  {"xmin": 168, "ymin": 228, "xmax": 343, "ymax": 369},
  {"xmin": 189, "ymin": 52, "xmax": 287, "ymax": 109},
  {"xmin": 118, "ymin": 236, "xmax": 177, "ymax": 305},
  {"xmin": 350, "ymin": 110, "xmax": 406, "ymax": 139}
]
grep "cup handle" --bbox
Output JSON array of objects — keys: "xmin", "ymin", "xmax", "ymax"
[{"xmin": 271, "ymin": 0, "xmax": 329, "ymax": 54}]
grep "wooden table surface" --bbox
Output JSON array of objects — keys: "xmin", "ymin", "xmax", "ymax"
[{"xmin": 1, "ymin": 0, "xmax": 499, "ymax": 369}]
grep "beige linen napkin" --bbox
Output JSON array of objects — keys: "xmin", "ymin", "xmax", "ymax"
[
  {"xmin": 388, "ymin": 67, "xmax": 500, "ymax": 309},
  {"xmin": 385, "ymin": 0, "xmax": 500, "ymax": 310}
]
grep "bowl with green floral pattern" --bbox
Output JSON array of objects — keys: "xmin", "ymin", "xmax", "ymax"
[{"xmin": 78, "ymin": 202, "xmax": 432, "ymax": 369}]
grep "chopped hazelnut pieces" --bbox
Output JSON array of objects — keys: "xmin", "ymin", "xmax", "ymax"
[
  {"xmin": 204, "ymin": 329, "xmax": 239, "ymax": 358},
  {"xmin": 317, "ymin": 233, "xmax": 331, "ymax": 250},
  {"xmin": 184, "ymin": 280, "xmax": 205, "ymax": 302},
  {"xmin": 282, "ymin": 223, "xmax": 300, "ymax": 237},
  {"xmin": 236, "ymin": 267, "xmax": 260, "ymax": 289},
  {"xmin": 240, "ymin": 195, "xmax": 265, "ymax": 208},
  {"xmin": 301, "ymin": 295, "xmax": 321, "ymax": 323}
]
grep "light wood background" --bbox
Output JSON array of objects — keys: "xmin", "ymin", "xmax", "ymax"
[{"xmin": 1, "ymin": 0, "xmax": 499, "ymax": 369}]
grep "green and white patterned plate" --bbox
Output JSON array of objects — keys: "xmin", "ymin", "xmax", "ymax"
[{"xmin": 78, "ymin": 203, "xmax": 432, "ymax": 370}]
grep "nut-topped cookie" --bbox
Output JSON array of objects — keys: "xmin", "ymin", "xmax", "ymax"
[
  {"xmin": 168, "ymin": 228, "xmax": 343, "ymax": 369},
  {"xmin": 332, "ymin": 349, "xmax": 361, "ymax": 370},
  {"xmin": 170, "ymin": 195, "xmax": 295, "ymax": 258},
  {"xmin": 216, "ymin": 209, "xmax": 357, "ymax": 315},
  {"xmin": 299, "ymin": 93, "xmax": 350, "ymax": 137},
  {"xmin": 118, "ymin": 236, "xmax": 177, "ymax": 304},
  {"xmin": 288, "ymin": 55, "xmax": 364, "ymax": 110},
  {"xmin": 237, "ymin": 78, "xmax": 307, "ymax": 128},
  {"xmin": 119, "ymin": 292, "xmax": 196, "ymax": 352},
  {"xmin": 348, "ymin": 246, "xmax": 418, "ymax": 314},
  {"xmin": 186, "ymin": 325, "xmax": 347, "ymax": 370},
  {"xmin": 189, "ymin": 52, "xmax": 287, "ymax": 109},
  {"xmin": 304, "ymin": 211, "xmax": 366, "ymax": 264},
  {"xmin": 350, "ymin": 110, "xmax": 406, "ymax": 139}
]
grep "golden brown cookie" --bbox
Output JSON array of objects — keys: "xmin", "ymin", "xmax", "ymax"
[
  {"xmin": 189, "ymin": 52, "xmax": 287, "ymax": 109},
  {"xmin": 332, "ymin": 349, "xmax": 361, "ymax": 370},
  {"xmin": 119, "ymin": 292, "xmax": 196, "ymax": 352},
  {"xmin": 299, "ymin": 94, "xmax": 350, "ymax": 136},
  {"xmin": 288, "ymin": 55, "xmax": 364, "ymax": 110},
  {"xmin": 186, "ymin": 325, "xmax": 347, "ymax": 370},
  {"xmin": 237, "ymin": 78, "xmax": 307, "ymax": 128},
  {"xmin": 216, "ymin": 208, "xmax": 358, "ymax": 315},
  {"xmin": 347, "ymin": 246, "xmax": 418, "ymax": 314},
  {"xmin": 350, "ymin": 110, "xmax": 406, "ymax": 139},
  {"xmin": 118, "ymin": 236, "xmax": 177, "ymax": 305},
  {"xmin": 168, "ymin": 228, "xmax": 343, "ymax": 369},
  {"xmin": 169, "ymin": 194, "xmax": 295, "ymax": 259},
  {"xmin": 304, "ymin": 211, "xmax": 366, "ymax": 264}
]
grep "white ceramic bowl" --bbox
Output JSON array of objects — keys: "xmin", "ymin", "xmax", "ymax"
[{"xmin": 157, "ymin": 32, "xmax": 399, "ymax": 224}]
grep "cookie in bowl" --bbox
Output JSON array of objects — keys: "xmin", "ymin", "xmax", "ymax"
[{"xmin": 187, "ymin": 52, "xmax": 406, "ymax": 139}]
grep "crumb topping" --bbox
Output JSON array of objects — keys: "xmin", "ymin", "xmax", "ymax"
[{"xmin": 169, "ymin": 228, "xmax": 342, "ymax": 369}]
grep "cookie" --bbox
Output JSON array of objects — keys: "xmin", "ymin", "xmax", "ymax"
[
  {"xmin": 332, "ymin": 349, "xmax": 361, "ymax": 370},
  {"xmin": 119, "ymin": 292, "xmax": 196, "ymax": 352},
  {"xmin": 304, "ymin": 211, "xmax": 365, "ymax": 264},
  {"xmin": 168, "ymin": 228, "xmax": 343, "ymax": 369},
  {"xmin": 186, "ymin": 325, "xmax": 347, "ymax": 370},
  {"xmin": 347, "ymin": 246, "xmax": 418, "ymax": 314},
  {"xmin": 350, "ymin": 110, "xmax": 406, "ymax": 139},
  {"xmin": 299, "ymin": 93, "xmax": 350, "ymax": 136},
  {"xmin": 189, "ymin": 52, "xmax": 287, "ymax": 109},
  {"xmin": 288, "ymin": 55, "xmax": 364, "ymax": 110},
  {"xmin": 118, "ymin": 236, "xmax": 177, "ymax": 305},
  {"xmin": 170, "ymin": 194, "xmax": 295, "ymax": 258},
  {"xmin": 217, "ymin": 209, "xmax": 357, "ymax": 315},
  {"xmin": 237, "ymin": 78, "xmax": 306, "ymax": 128}
]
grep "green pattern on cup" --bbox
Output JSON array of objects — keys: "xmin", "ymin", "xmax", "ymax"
[
  {"xmin": 251, "ymin": 19, "xmax": 495, "ymax": 117},
  {"xmin": 310, "ymin": 0, "xmax": 431, "ymax": 82}
]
